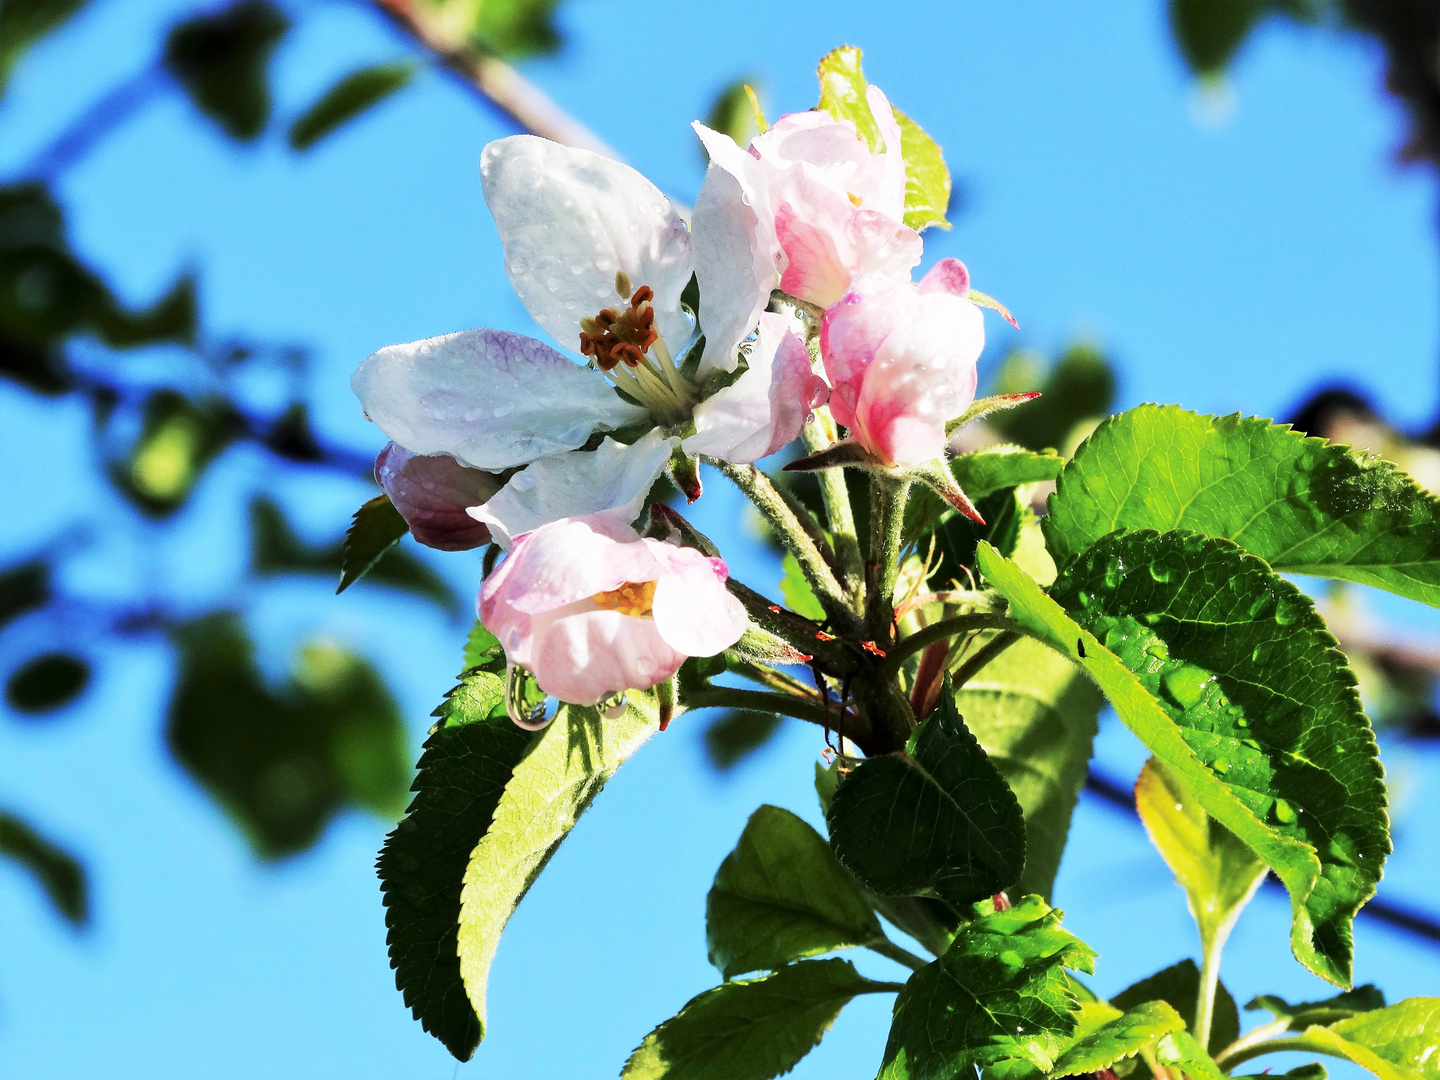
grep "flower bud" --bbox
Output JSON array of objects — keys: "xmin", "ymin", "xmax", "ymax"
[{"xmin": 374, "ymin": 443, "xmax": 504, "ymax": 551}]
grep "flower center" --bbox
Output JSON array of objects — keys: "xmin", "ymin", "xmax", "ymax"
[
  {"xmin": 578, "ymin": 272, "xmax": 695, "ymax": 426},
  {"xmin": 591, "ymin": 579, "xmax": 656, "ymax": 618}
]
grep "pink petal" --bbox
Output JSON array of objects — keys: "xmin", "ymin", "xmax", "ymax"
[
  {"xmin": 918, "ymin": 258, "xmax": 971, "ymax": 297},
  {"xmin": 649, "ymin": 547, "xmax": 748, "ymax": 657},
  {"xmin": 529, "ymin": 608, "xmax": 685, "ymax": 705}
]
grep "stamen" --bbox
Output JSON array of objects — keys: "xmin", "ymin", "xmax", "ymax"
[
  {"xmin": 576, "ymin": 281, "xmax": 695, "ymax": 422},
  {"xmin": 615, "ymin": 270, "xmax": 633, "ymax": 298},
  {"xmin": 847, "ymin": 192, "xmax": 863, "ymax": 207},
  {"xmin": 592, "ymin": 580, "xmax": 656, "ymax": 618}
]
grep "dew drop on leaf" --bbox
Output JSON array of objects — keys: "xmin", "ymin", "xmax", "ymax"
[
  {"xmin": 1161, "ymin": 664, "xmax": 1212, "ymax": 709},
  {"xmin": 1273, "ymin": 798, "xmax": 1297, "ymax": 825},
  {"xmin": 1213, "ymin": 756, "xmax": 1232, "ymax": 775}
]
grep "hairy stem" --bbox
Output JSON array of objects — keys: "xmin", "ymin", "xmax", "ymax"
[
  {"xmin": 1215, "ymin": 1033, "xmax": 1334, "ymax": 1072},
  {"xmin": 1194, "ymin": 931, "xmax": 1222, "ymax": 1053},
  {"xmin": 866, "ymin": 478, "xmax": 910, "ymax": 642},
  {"xmin": 1213, "ymin": 1018, "xmax": 1291, "ymax": 1071},
  {"xmin": 881, "ymin": 614, "xmax": 1029, "ymax": 678},
  {"xmin": 711, "ymin": 459, "xmax": 855, "ymax": 628},
  {"xmin": 681, "ymin": 686, "xmax": 872, "ymax": 747},
  {"xmin": 866, "ymin": 937, "xmax": 930, "ymax": 973},
  {"xmin": 803, "ymin": 410, "xmax": 865, "ymax": 601}
]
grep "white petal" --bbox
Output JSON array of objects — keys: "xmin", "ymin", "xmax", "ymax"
[
  {"xmin": 481, "ymin": 135, "xmax": 695, "ymax": 354},
  {"xmin": 692, "ymin": 123, "xmax": 784, "ymax": 377},
  {"xmin": 352, "ymin": 328, "xmax": 645, "ymax": 470},
  {"xmin": 684, "ymin": 312, "xmax": 817, "ymax": 463},
  {"xmin": 470, "ymin": 428, "xmax": 677, "ymax": 548}
]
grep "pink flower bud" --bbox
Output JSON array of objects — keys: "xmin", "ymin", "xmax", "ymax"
[
  {"xmin": 479, "ymin": 514, "xmax": 748, "ymax": 708},
  {"xmin": 375, "ymin": 443, "xmax": 504, "ymax": 551},
  {"xmin": 820, "ymin": 259, "xmax": 984, "ymax": 466}
]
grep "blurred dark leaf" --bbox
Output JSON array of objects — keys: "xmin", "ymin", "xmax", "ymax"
[
  {"xmin": 89, "ymin": 272, "xmax": 196, "ymax": 348},
  {"xmin": 288, "ymin": 60, "xmax": 417, "ymax": 151},
  {"xmin": 988, "ymin": 344, "xmax": 1115, "ymax": 453},
  {"xmin": 704, "ymin": 78, "xmax": 759, "ymax": 152},
  {"xmin": 166, "ymin": 613, "xmax": 411, "ymax": 858},
  {"xmin": 254, "ymin": 497, "xmax": 461, "ymax": 614},
  {"xmin": 263, "ymin": 401, "xmax": 326, "ymax": 463},
  {"xmin": 0, "ymin": 0, "xmax": 92, "ymax": 95},
  {"xmin": 0, "ymin": 809, "xmax": 87, "ymax": 925},
  {"xmin": 1168, "ymin": 0, "xmax": 1321, "ymax": 77},
  {"xmin": 164, "ymin": 0, "xmax": 288, "ymax": 141},
  {"xmin": 107, "ymin": 390, "xmax": 240, "ymax": 516},
  {"xmin": 5, "ymin": 652, "xmax": 89, "ymax": 714},
  {"xmin": 0, "ymin": 558, "xmax": 48, "ymax": 629},
  {"xmin": 703, "ymin": 709, "xmax": 782, "ymax": 771},
  {"xmin": 908, "ymin": 487, "xmax": 1023, "ymax": 590},
  {"xmin": 339, "ymin": 493, "xmax": 407, "ymax": 591}
]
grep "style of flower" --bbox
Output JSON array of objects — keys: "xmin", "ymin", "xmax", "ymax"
[
  {"xmin": 352, "ymin": 135, "xmax": 825, "ymax": 548},
  {"xmin": 692, "ymin": 84, "xmax": 920, "ymax": 311},
  {"xmin": 819, "ymin": 258, "xmax": 983, "ymax": 467},
  {"xmin": 480, "ymin": 514, "xmax": 747, "ymax": 718}
]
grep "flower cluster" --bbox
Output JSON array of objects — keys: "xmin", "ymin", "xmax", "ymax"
[{"xmin": 352, "ymin": 67, "xmax": 1003, "ymax": 721}]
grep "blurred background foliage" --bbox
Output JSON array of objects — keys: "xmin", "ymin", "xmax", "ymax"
[{"xmin": 3, "ymin": 0, "xmax": 1440, "ymax": 1026}]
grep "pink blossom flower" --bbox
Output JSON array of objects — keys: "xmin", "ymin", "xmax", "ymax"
[
  {"xmin": 374, "ymin": 443, "xmax": 504, "ymax": 551},
  {"xmin": 694, "ymin": 85, "xmax": 921, "ymax": 311},
  {"xmin": 480, "ymin": 515, "xmax": 747, "ymax": 711},
  {"xmin": 820, "ymin": 258, "xmax": 984, "ymax": 466}
]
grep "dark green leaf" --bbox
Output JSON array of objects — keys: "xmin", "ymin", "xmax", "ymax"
[
  {"xmin": 703, "ymin": 709, "xmax": 781, "ymax": 771},
  {"xmin": 0, "ymin": 809, "xmax": 86, "ymax": 925},
  {"xmin": 988, "ymin": 345, "xmax": 1116, "ymax": 453},
  {"xmin": 1166, "ymin": 0, "xmax": 1317, "ymax": 76},
  {"xmin": 457, "ymin": 697, "xmax": 658, "ymax": 1054},
  {"xmin": 0, "ymin": 558, "xmax": 48, "ymax": 629},
  {"xmin": 1045, "ymin": 405, "xmax": 1440, "ymax": 609},
  {"xmin": 623, "ymin": 958, "xmax": 889, "ymax": 1080},
  {"xmin": 5, "ymin": 652, "xmax": 88, "ymax": 714},
  {"xmin": 90, "ymin": 272, "xmax": 196, "ymax": 348},
  {"xmin": 879, "ymin": 895, "xmax": 1096, "ymax": 1079},
  {"xmin": 814, "ymin": 45, "xmax": 951, "ymax": 231},
  {"xmin": 707, "ymin": 804, "xmax": 882, "ymax": 979},
  {"xmin": 378, "ymin": 655, "xmax": 530, "ymax": 1061},
  {"xmin": 167, "ymin": 614, "xmax": 410, "ymax": 858},
  {"xmin": 288, "ymin": 60, "xmax": 417, "ymax": 151},
  {"xmin": 1248, "ymin": 986, "xmax": 1386, "ymax": 1028},
  {"xmin": 1235, "ymin": 1067, "xmax": 1328, "ymax": 1080},
  {"xmin": 978, "ymin": 535, "xmax": 1389, "ymax": 986},
  {"xmin": 338, "ymin": 494, "xmax": 408, "ymax": 592},
  {"xmin": 164, "ymin": 0, "xmax": 288, "ymax": 140},
  {"xmin": 1135, "ymin": 756, "xmax": 1267, "ymax": 953},
  {"xmin": 828, "ymin": 676, "xmax": 1025, "ymax": 905},
  {"xmin": 957, "ymin": 635, "xmax": 1101, "ymax": 900},
  {"xmin": 1112, "ymin": 959, "xmax": 1239, "ymax": 1058},
  {"xmin": 0, "ymin": 0, "xmax": 91, "ymax": 93},
  {"xmin": 779, "ymin": 551, "xmax": 826, "ymax": 620}
]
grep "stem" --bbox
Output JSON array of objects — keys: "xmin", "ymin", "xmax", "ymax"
[
  {"xmin": 1214, "ymin": 1018, "xmax": 1292, "ymax": 1071},
  {"xmin": 725, "ymin": 580, "xmax": 864, "ymax": 675},
  {"xmin": 1194, "ymin": 931, "xmax": 1222, "ymax": 1053},
  {"xmin": 682, "ymin": 686, "xmax": 871, "ymax": 746},
  {"xmin": 1216, "ymin": 1034, "xmax": 1335, "ymax": 1072},
  {"xmin": 803, "ymin": 410, "xmax": 865, "ymax": 599},
  {"xmin": 710, "ymin": 459, "xmax": 854, "ymax": 628},
  {"xmin": 866, "ymin": 937, "xmax": 930, "ymax": 972},
  {"xmin": 952, "ymin": 631, "xmax": 1021, "ymax": 689},
  {"xmin": 881, "ymin": 614, "xmax": 1029, "ymax": 677},
  {"xmin": 863, "ymin": 982, "xmax": 911, "ymax": 994},
  {"xmin": 866, "ymin": 478, "xmax": 910, "ymax": 642}
]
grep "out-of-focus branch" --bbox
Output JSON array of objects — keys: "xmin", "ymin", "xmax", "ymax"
[
  {"xmin": 16, "ymin": 64, "xmax": 167, "ymax": 182},
  {"xmin": 369, "ymin": 0, "xmax": 620, "ymax": 160}
]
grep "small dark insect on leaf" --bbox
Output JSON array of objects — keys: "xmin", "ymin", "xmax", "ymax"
[{"xmin": 1077, "ymin": 638, "xmax": 1086, "ymax": 658}]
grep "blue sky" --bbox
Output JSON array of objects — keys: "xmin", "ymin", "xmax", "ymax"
[{"xmin": 0, "ymin": 1, "xmax": 1437, "ymax": 1076}]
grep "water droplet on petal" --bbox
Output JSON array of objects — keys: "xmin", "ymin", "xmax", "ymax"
[
  {"xmin": 506, "ymin": 665, "xmax": 552, "ymax": 730},
  {"xmin": 598, "ymin": 690, "xmax": 628, "ymax": 719}
]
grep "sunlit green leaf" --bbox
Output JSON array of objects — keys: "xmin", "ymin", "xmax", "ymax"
[
  {"xmin": 1112, "ymin": 959, "xmax": 1239, "ymax": 1058},
  {"xmin": 977, "ymin": 537, "xmax": 1389, "ymax": 987},
  {"xmin": 827, "ymin": 677, "xmax": 1025, "ymax": 905},
  {"xmin": 779, "ymin": 551, "xmax": 826, "ymax": 620},
  {"xmin": 110, "ymin": 390, "xmax": 237, "ymax": 515},
  {"xmin": 623, "ymin": 958, "xmax": 891, "ymax": 1080},
  {"xmin": 1052, "ymin": 999, "xmax": 1186, "ymax": 1077},
  {"xmin": 5, "ymin": 652, "xmax": 88, "ymax": 714},
  {"xmin": 1154, "ymin": 1029, "xmax": 1227, "ymax": 1080},
  {"xmin": 1045, "ymin": 405, "xmax": 1440, "ymax": 609},
  {"xmin": 1308, "ymin": 999, "xmax": 1440, "ymax": 1080},
  {"xmin": 707, "ymin": 804, "xmax": 882, "ymax": 979},
  {"xmin": 164, "ymin": 0, "xmax": 289, "ymax": 140},
  {"xmin": 288, "ymin": 60, "xmax": 417, "ymax": 151},
  {"xmin": 879, "ymin": 896, "xmax": 1096, "ymax": 1080},
  {"xmin": 0, "ymin": 808, "xmax": 86, "ymax": 925}
]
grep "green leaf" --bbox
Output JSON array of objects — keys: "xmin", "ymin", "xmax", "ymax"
[
  {"xmin": 164, "ymin": 0, "xmax": 289, "ymax": 141},
  {"xmin": 988, "ymin": 345, "xmax": 1116, "ymax": 454},
  {"xmin": 1112, "ymin": 959, "xmax": 1239, "ymax": 1058},
  {"xmin": 462, "ymin": 619, "xmax": 503, "ymax": 671},
  {"xmin": 1045, "ymin": 405, "xmax": 1440, "ymax": 609},
  {"xmin": 879, "ymin": 895, "xmax": 1096, "ymax": 1079},
  {"xmin": 1052, "ymin": 1000, "xmax": 1187, "ymax": 1077},
  {"xmin": 706, "ymin": 804, "xmax": 883, "ymax": 979},
  {"xmin": 111, "ymin": 390, "xmax": 238, "ymax": 515},
  {"xmin": 1135, "ymin": 756, "xmax": 1267, "ymax": 950},
  {"xmin": 378, "ymin": 655, "xmax": 530, "ymax": 1061},
  {"xmin": 623, "ymin": 958, "xmax": 891, "ymax": 1080},
  {"xmin": 1168, "ymin": 0, "xmax": 1292, "ymax": 77},
  {"xmin": 167, "ymin": 614, "xmax": 411, "ymax": 858},
  {"xmin": 903, "ymin": 446, "xmax": 1061, "ymax": 554},
  {"xmin": 5, "ymin": 652, "xmax": 88, "ymax": 714},
  {"xmin": 814, "ymin": 45, "xmax": 951, "ymax": 231},
  {"xmin": 1312, "ymin": 999, "xmax": 1440, "ymax": 1080},
  {"xmin": 1235, "ymin": 1067, "xmax": 1328, "ymax": 1080},
  {"xmin": 1248, "ymin": 985, "xmax": 1386, "ymax": 1028},
  {"xmin": 827, "ymin": 677, "xmax": 1025, "ymax": 905},
  {"xmin": 779, "ymin": 551, "xmax": 826, "ymax": 620},
  {"xmin": 338, "ymin": 494, "xmax": 409, "ymax": 593},
  {"xmin": 0, "ymin": 809, "xmax": 87, "ymax": 925},
  {"xmin": 457, "ymin": 697, "xmax": 658, "ymax": 1052},
  {"xmin": 288, "ymin": 60, "xmax": 417, "ymax": 151},
  {"xmin": 976, "ymin": 539, "xmax": 1386, "ymax": 986},
  {"xmin": 1154, "ymin": 1029, "xmax": 1227, "ymax": 1080},
  {"xmin": 0, "ymin": 0, "xmax": 91, "ymax": 94},
  {"xmin": 703, "ymin": 710, "xmax": 782, "ymax": 771},
  {"xmin": 955, "ymin": 446, "xmax": 1065, "ymax": 500},
  {"xmin": 956, "ymin": 635, "xmax": 1101, "ymax": 900},
  {"xmin": 704, "ymin": 78, "xmax": 761, "ymax": 150}
]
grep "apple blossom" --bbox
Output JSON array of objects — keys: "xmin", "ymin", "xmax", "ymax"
[
  {"xmin": 480, "ymin": 514, "xmax": 747, "ymax": 722},
  {"xmin": 353, "ymin": 135, "xmax": 822, "ymax": 548},
  {"xmin": 693, "ymin": 84, "xmax": 920, "ymax": 311},
  {"xmin": 819, "ymin": 258, "xmax": 983, "ymax": 467},
  {"xmin": 374, "ymin": 442, "xmax": 503, "ymax": 551}
]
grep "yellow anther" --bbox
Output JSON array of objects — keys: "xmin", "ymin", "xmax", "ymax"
[
  {"xmin": 847, "ymin": 192, "xmax": 863, "ymax": 207},
  {"xmin": 591, "ymin": 580, "xmax": 656, "ymax": 618},
  {"xmin": 615, "ymin": 270, "xmax": 633, "ymax": 299}
]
